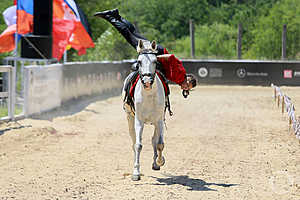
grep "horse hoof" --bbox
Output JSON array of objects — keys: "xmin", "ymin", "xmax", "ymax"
[
  {"xmin": 132, "ymin": 175, "xmax": 141, "ymax": 181},
  {"xmin": 156, "ymin": 156, "xmax": 165, "ymax": 166},
  {"xmin": 152, "ymin": 163, "xmax": 160, "ymax": 171}
]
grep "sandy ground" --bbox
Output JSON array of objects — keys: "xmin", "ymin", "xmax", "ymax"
[{"xmin": 0, "ymin": 85, "xmax": 299, "ymax": 200}]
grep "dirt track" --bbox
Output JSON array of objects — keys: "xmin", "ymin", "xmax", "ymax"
[{"xmin": 0, "ymin": 85, "xmax": 299, "ymax": 200}]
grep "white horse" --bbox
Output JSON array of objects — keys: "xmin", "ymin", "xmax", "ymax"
[{"xmin": 123, "ymin": 40, "xmax": 167, "ymax": 181}]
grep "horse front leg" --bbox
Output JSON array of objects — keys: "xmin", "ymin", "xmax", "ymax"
[
  {"xmin": 132, "ymin": 117, "xmax": 144, "ymax": 181},
  {"xmin": 152, "ymin": 120, "xmax": 165, "ymax": 170}
]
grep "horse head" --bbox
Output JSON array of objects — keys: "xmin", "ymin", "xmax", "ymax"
[{"xmin": 136, "ymin": 40, "xmax": 159, "ymax": 90}]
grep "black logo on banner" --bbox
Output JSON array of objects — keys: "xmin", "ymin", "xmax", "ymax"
[{"xmin": 237, "ymin": 68, "xmax": 246, "ymax": 78}]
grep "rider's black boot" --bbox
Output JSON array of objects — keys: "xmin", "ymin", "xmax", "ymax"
[{"xmin": 94, "ymin": 9, "xmax": 121, "ymax": 21}]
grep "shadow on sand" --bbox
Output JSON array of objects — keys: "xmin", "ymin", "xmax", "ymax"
[
  {"xmin": 30, "ymin": 89, "xmax": 121, "ymax": 121},
  {"xmin": 151, "ymin": 174, "xmax": 238, "ymax": 191},
  {"xmin": 0, "ymin": 123, "xmax": 32, "ymax": 136}
]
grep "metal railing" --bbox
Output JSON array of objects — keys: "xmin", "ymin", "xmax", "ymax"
[{"xmin": 0, "ymin": 65, "xmax": 13, "ymax": 121}]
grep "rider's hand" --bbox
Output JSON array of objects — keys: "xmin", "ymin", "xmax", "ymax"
[{"xmin": 180, "ymin": 79, "xmax": 189, "ymax": 90}]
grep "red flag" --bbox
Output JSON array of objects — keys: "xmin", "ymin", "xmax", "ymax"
[
  {"xmin": 52, "ymin": 0, "xmax": 94, "ymax": 60},
  {"xmin": 52, "ymin": 0, "xmax": 76, "ymax": 60},
  {"xmin": 64, "ymin": 0, "xmax": 94, "ymax": 56},
  {"xmin": 0, "ymin": 5, "xmax": 18, "ymax": 53},
  {"xmin": 52, "ymin": 18, "xmax": 75, "ymax": 60},
  {"xmin": 0, "ymin": 24, "xmax": 16, "ymax": 53},
  {"xmin": 68, "ymin": 21, "xmax": 94, "ymax": 55}
]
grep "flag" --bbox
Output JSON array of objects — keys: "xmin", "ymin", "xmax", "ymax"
[
  {"xmin": 52, "ymin": 0, "xmax": 94, "ymax": 60},
  {"xmin": 3, "ymin": 5, "xmax": 16, "ymax": 26},
  {"xmin": 17, "ymin": 0, "xmax": 34, "ymax": 34},
  {"xmin": 63, "ymin": 0, "xmax": 94, "ymax": 56},
  {"xmin": 0, "ymin": 24, "xmax": 16, "ymax": 53},
  {"xmin": 0, "ymin": 0, "xmax": 94, "ymax": 60},
  {"xmin": 52, "ymin": 0, "xmax": 76, "ymax": 60},
  {"xmin": 68, "ymin": 21, "xmax": 94, "ymax": 55},
  {"xmin": 0, "ymin": 1, "xmax": 33, "ymax": 54},
  {"xmin": 0, "ymin": 5, "xmax": 17, "ymax": 53}
]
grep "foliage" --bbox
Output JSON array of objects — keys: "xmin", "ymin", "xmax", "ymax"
[
  {"xmin": 246, "ymin": 0, "xmax": 300, "ymax": 59},
  {"xmin": 122, "ymin": 0, "xmax": 209, "ymax": 45},
  {"xmin": 173, "ymin": 23, "xmax": 236, "ymax": 59}
]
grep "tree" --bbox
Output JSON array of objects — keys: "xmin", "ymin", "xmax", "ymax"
[{"xmin": 246, "ymin": 0, "xmax": 300, "ymax": 60}]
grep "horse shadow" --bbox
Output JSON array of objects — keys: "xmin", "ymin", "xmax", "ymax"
[
  {"xmin": 0, "ymin": 124, "xmax": 32, "ymax": 136},
  {"xmin": 151, "ymin": 174, "xmax": 238, "ymax": 191}
]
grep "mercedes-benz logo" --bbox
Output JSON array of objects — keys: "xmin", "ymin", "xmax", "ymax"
[
  {"xmin": 198, "ymin": 67, "xmax": 208, "ymax": 78},
  {"xmin": 237, "ymin": 68, "xmax": 246, "ymax": 78}
]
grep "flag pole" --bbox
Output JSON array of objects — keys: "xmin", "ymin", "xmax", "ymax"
[
  {"xmin": 14, "ymin": 1, "xmax": 18, "ymax": 57},
  {"xmin": 11, "ymin": 0, "xmax": 18, "ymax": 119},
  {"xmin": 63, "ymin": 50, "xmax": 67, "ymax": 63}
]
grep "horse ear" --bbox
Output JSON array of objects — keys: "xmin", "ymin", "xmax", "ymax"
[
  {"xmin": 138, "ymin": 40, "xmax": 144, "ymax": 49},
  {"xmin": 151, "ymin": 40, "xmax": 157, "ymax": 51},
  {"xmin": 137, "ymin": 40, "xmax": 144, "ymax": 53}
]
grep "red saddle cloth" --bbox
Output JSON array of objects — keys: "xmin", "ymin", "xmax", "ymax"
[{"xmin": 129, "ymin": 72, "xmax": 169, "ymax": 98}]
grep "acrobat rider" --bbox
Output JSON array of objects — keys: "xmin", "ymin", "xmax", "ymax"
[{"xmin": 94, "ymin": 9, "xmax": 197, "ymax": 95}]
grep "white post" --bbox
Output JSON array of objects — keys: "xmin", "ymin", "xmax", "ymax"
[
  {"xmin": 64, "ymin": 50, "xmax": 67, "ymax": 63},
  {"xmin": 9, "ymin": 61, "xmax": 17, "ymax": 120},
  {"xmin": 7, "ymin": 67, "xmax": 12, "ymax": 119}
]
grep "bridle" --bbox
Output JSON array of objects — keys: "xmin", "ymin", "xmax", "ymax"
[{"xmin": 136, "ymin": 52, "xmax": 159, "ymax": 86}]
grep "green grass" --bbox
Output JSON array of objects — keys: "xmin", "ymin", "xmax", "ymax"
[{"xmin": 0, "ymin": 106, "xmax": 23, "ymax": 118}]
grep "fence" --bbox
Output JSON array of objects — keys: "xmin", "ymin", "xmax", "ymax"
[
  {"xmin": 272, "ymin": 84, "xmax": 300, "ymax": 140},
  {"xmin": 23, "ymin": 61, "xmax": 131, "ymax": 116},
  {"xmin": 0, "ymin": 65, "xmax": 13, "ymax": 121}
]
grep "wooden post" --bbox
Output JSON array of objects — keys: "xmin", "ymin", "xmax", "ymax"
[
  {"xmin": 237, "ymin": 23, "xmax": 242, "ymax": 59},
  {"xmin": 282, "ymin": 96, "xmax": 285, "ymax": 114},
  {"xmin": 189, "ymin": 19, "xmax": 195, "ymax": 59},
  {"xmin": 282, "ymin": 24, "xmax": 287, "ymax": 60},
  {"xmin": 277, "ymin": 96, "xmax": 280, "ymax": 108},
  {"xmin": 274, "ymin": 88, "xmax": 276, "ymax": 102}
]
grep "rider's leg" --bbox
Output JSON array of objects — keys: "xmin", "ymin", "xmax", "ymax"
[
  {"xmin": 94, "ymin": 9, "xmax": 164, "ymax": 55},
  {"xmin": 94, "ymin": 9, "xmax": 143, "ymax": 49}
]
